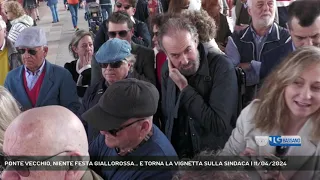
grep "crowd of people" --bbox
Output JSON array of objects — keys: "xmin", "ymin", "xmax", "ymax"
[{"xmin": 0, "ymin": 0, "xmax": 320, "ymax": 179}]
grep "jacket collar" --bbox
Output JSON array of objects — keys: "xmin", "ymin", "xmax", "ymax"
[
  {"xmin": 240, "ymin": 23, "xmax": 280, "ymax": 43},
  {"xmin": 130, "ymin": 42, "xmax": 138, "ymax": 54},
  {"xmin": 195, "ymin": 43, "xmax": 210, "ymax": 77}
]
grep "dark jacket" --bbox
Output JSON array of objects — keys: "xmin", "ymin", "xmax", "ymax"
[
  {"xmin": 134, "ymin": 0, "xmax": 149, "ymax": 24},
  {"xmin": 216, "ymin": 13, "xmax": 232, "ymax": 45},
  {"xmin": 161, "ymin": 43, "xmax": 238, "ymax": 158},
  {"xmin": 93, "ymin": 18, "xmax": 151, "ymax": 51},
  {"xmin": 260, "ymin": 39, "xmax": 293, "ymax": 80},
  {"xmin": 5, "ymin": 60, "xmax": 80, "ymax": 113},
  {"xmin": 6, "ymin": 38, "xmax": 22, "ymax": 70},
  {"xmin": 80, "ymin": 73, "xmax": 155, "ymax": 143},
  {"xmin": 78, "ymin": 79, "xmax": 106, "ymax": 143},
  {"xmin": 133, "ymin": 0, "xmax": 169, "ymax": 23},
  {"xmin": 64, "ymin": 60, "xmax": 91, "ymax": 97},
  {"xmin": 91, "ymin": 42, "xmax": 156, "ymax": 87},
  {"xmin": 230, "ymin": 23, "xmax": 290, "ymax": 104}
]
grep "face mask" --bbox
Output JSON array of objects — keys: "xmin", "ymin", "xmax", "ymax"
[{"xmin": 188, "ymin": 0, "xmax": 202, "ymax": 11}]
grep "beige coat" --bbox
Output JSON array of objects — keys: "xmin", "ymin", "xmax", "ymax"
[{"xmin": 220, "ymin": 100, "xmax": 320, "ymax": 180}]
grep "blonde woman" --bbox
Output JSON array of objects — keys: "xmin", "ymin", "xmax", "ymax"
[
  {"xmin": 65, "ymin": 30, "xmax": 94, "ymax": 98},
  {"xmin": 3, "ymin": 1, "xmax": 33, "ymax": 44},
  {"xmin": 0, "ymin": 86, "xmax": 20, "ymax": 152},
  {"xmin": 220, "ymin": 46, "xmax": 320, "ymax": 180}
]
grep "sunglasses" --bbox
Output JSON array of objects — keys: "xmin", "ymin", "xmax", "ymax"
[
  {"xmin": 115, "ymin": 2, "xmax": 131, "ymax": 10},
  {"xmin": 17, "ymin": 48, "xmax": 38, "ymax": 55},
  {"xmin": 99, "ymin": 60, "xmax": 127, "ymax": 68},
  {"xmin": 2, "ymin": 151, "xmax": 71, "ymax": 177},
  {"xmin": 108, "ymin": 30, "xmax": 130, "ymax": 38},
  {"xmin": 108, "ymin": 118, "xmax": 145, "ymax": 136}
]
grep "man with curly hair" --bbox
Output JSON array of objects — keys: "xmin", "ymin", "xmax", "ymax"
[{"xmin": 159, "ymin": 16, "xmax": 238, "ymax": 159}]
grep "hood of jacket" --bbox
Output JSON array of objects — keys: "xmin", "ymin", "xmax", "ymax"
[{"xmin": 11, "ymin": 14, "xmax": 33, "ymax": 26}]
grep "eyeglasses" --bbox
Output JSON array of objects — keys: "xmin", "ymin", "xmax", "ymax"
[
  {"xmin": 153, "ymin": 32, "xmax": 158, "ymax": 37},
  {"xmin": 17, "ymin": 48, "xmax": 38, "ymax": 55},
  {"xmin": 108, "ymin": 118, "xmax": 145, "ymax": 136},
  {"xmin": 115, "ymin": 2, "xmax": 131, "ymax": 10},
  {"xmin": 2, "ymin": 151, "xmax": 71, "ymax": 177},
  {"xmin": 108, "ymin": 30, "xmax": 130, "ymax": 38},
  {"xmin": 99, "ymin": 60, "xmax": 127, "ymax": 68}
]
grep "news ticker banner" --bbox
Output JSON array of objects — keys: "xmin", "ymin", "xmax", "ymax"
[{"xmin": 1, "ymin": 156, "xmax": 318, "ymax": 171}]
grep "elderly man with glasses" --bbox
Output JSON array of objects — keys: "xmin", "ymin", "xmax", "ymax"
[
  {"xmin": 4, "ymin": 27, "xmax": 80, "ymax": 113},
  {"xmin": 78, "ymin": 38, "xmax": 151, "ymax": 143},
  {"xmin": 82, "ymin": 78, "xmax": 177, "ymax": 180},
  {"xmin": 1, "ymin": 105, "xmax": 103, "ymax": 180}
]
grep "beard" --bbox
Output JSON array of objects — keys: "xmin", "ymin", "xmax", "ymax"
[
  {"xmin": 178, "ymin": 54, "xmax": 200, "ymax": 76},
  {"xmin": 257, "ymin": 14, "xmax": 275, "ymax": 28}
]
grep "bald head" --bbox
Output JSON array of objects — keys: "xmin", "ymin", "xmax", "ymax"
[{"xmin": 4, "ymin": 106, "xmax": 88, "ymax": 156}]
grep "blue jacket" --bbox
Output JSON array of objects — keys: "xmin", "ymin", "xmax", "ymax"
[
  {"xmin": 227, "ymin": 23, "xmax": 290, "ymax": 104},
  {"xmin": 4, "ymin": 60, "xmax": 80, "ymax": 113},
  {"xmin": 46, "ymin": 0, "xmax": 58, "ymax": 6},
  {"xmin": 260, "ymin": 40, "xmax": 294, "ymax": 80}
]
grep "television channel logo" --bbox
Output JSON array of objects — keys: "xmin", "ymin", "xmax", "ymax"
[
  {"xmin": 255, "ymin": 136, "xmax": 269, "ymax": 146},
  {"xmin": 269, "ymin": 136, "xmax": 301, "ymax": 146}
]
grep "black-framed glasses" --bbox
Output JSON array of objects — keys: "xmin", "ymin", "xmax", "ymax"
[
  {"xmin": 108, "ymin": 119, "xmax": 145, "ymax": 136},
  {"xmin": 17, "ymin": 48, "xmax": 38, "ymax": 55},
  {"xmin": 108, "ymin": 30, "xmax": 130, "ymax": 38},
  {"xmin": 2, "ymin": 151, "xmax": 71, "ymax": 177},
  {"xmin": 153, "ymin": 32, "xmax": 158, "ymax": 37},
  {"xmin": 99, "ymin": 60, "xmax": 126, "ymax": 68},
  {"xmin": 115, "ymin": 2, "xmax": 131, "ymax": 9}
]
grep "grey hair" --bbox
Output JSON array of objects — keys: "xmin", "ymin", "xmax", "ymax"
[
  {"xmin": 157, "ymin": 17, "xmax": 198, "ymax": 52},
  {"xmin": 68, "ymin": 30, "xmax": 94, "ymax": 59},
  {"xmin": 0, "ymin": 86, "xmax": 21, "ymax": 152},
  {"xmin": 247, "ymin": 0, "xmax": 276, "ymax": 8},
  {"xmin": 125, "ymin": 54, "xmax": 136, "ymax": 73}
]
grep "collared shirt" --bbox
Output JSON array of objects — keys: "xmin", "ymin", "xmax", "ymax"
[
  {"xmin": 130, "ymin": 16, "xmax": 136, "ymax": 24},
  {"xmin": 24, "ymin": 60, "xmax": 46, "ymax": 90},
  {"xmin": 116, "ymin": 128, "xmax": 153, "ymax": 156},
  {"xmin": 250, "ymin": 25, "xmax": 273, "ymax": 61},
  {"xmin": 0, "ymin": 39, "xmax": 6, "ymax": 51},
  {"xmin": 292, "ymin": 41, "xmax": 296, "ymax": 51},
  {"xmin": 225, "ymin": 24, "xmax": 273, "ymax": 86}
]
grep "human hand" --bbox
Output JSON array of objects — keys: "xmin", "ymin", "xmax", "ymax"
[
  {"xmin": 218, "ymin": 42, "xmax": 226, "ymax": 52},
  {"xmin": 168, "ymin": 59, "xmax": 188, "ymax": 91},
  {"xmin": 238, "ymin": 62, "xmax": 251, "ymax": 70},
  {"xmin": 83, "ymin": 52, "xmax": 92, "ymax": 66}
]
